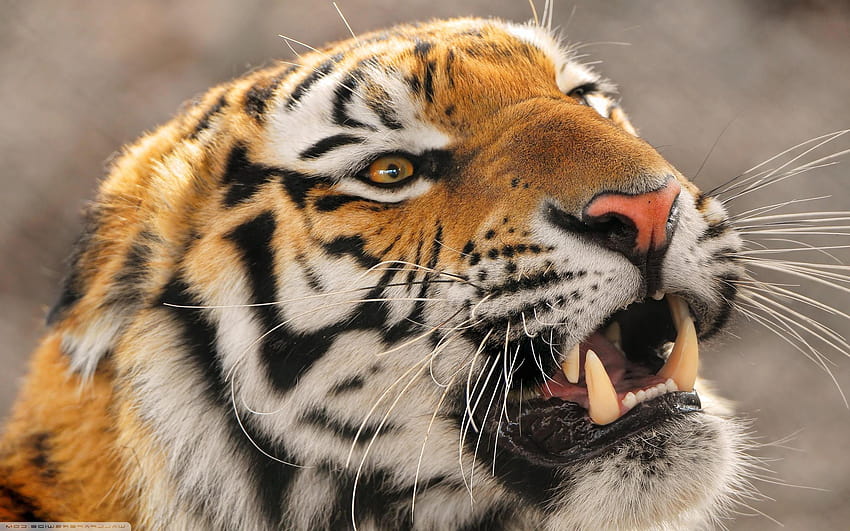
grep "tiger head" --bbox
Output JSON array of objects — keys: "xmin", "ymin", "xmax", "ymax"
[{"xmin": 45, "ymin": 18, "xmax": 748, "ymax": 530}]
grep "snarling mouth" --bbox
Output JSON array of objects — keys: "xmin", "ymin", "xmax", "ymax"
[{"xmin": 475, "ymin": 295, "xmax": 704, "ymax": 465}]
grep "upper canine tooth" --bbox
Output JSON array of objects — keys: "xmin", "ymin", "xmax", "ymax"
[
  {"xmin": 604, "ymin": 321, "xmax": 622, "ymax": 349},
  {"xmin": 651, "ymin": 290, "xmax": 665, "ymax": 301},
  {"xmin": 562, "ymin": 344, "xmax": 581, "ymax": 384},
  {"xmin": 658, "ymin": 313, "xmax": 699, "ymax": 391},
  {"xmin": 667, "ymin": 294, "xmax": 690, "ymax": 331},
  {"xmin": 585, "ymin": 350, "xmax": 622, "ymax": 425}
]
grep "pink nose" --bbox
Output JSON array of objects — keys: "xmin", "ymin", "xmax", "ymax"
[{"xmin": 583, "ymin": 178, "xmax": 681, "ymax": 255}]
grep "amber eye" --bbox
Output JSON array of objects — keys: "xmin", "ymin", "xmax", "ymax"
[{"xmin": 366, "ymin": 156, "xmax": 415, "ymax": 185}]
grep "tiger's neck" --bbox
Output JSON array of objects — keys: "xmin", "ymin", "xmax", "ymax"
[{"xmin": 0, "ymin": 334, "xmax": 133, "ymax": 522}]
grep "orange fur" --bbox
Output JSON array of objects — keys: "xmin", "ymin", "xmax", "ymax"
[{"xmin": 0, "ymin": 18, "xmax": 700, "ymax": 526}]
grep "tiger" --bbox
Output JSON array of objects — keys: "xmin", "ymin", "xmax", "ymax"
[{"xmin": 0, "ymin": 14, "xmax": 830, "ymax": 530}]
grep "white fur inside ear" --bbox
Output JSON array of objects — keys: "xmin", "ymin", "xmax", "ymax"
[{"xmin": 60, "ymin": 311, "xmax": 124, "ymax": 378}]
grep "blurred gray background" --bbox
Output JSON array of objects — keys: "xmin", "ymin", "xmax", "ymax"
[{"xmin": 1, "ymin": 1, "xmax": 848, "ymax": 529}]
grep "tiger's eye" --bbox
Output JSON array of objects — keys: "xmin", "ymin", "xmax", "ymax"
[{"xmin": 367, "ymin": 156, "xmax": 415, "ymax": 185}]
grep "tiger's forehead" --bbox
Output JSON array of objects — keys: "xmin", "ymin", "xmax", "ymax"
[{"xmin": 254, "ymin": 18, "xmax": 612, "ymax": 173}]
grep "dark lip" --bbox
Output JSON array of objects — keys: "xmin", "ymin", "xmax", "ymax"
[{"xmin": 489, "ymin": 391, "xmax": 702, "ymax": 467}]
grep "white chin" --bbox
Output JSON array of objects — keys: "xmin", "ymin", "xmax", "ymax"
[{"xmin": 543, "ymin": 412, "xmax": 743, "ymax": 531}]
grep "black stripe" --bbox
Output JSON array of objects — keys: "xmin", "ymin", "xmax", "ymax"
[
  {"xmin": 295, "ymin": 253, "xmax": 324, "ymax": 291},
  {"xmin": 445, "ymin": 49, "xmax": 456, "ymax": 88},
  {"xmin": 406, "ymin": 74, "xmax": 421, "ymax": 95},
  {"xmin": 244, "ymin": 64, "xmax": 297, "ymax": 121},
  {"xmin": 694, "ymin": 192, "xmax": 709, "ymax": 211},
  {"xmin": 458, "ymin": 507, "xmax": 515, "ymax": 531},
  {"xmin": 227, "ymin": 213, "xmax": 337, "ymax": 392},
  {"xmin": 221, "ymin": 144, "xmax": 276, "ymax": 207},
  {"xmin": 0, "ymin": 484, "xmax": 45, "ymax": 520},
  {"xmin": 226, "ymin": 213, "xmax": 279, "ymax": 306},
  {"xmin": 698, "ymin": 221, "xmax": 729, "ymax": 242},
  {"xmin": 106, "ymin": 231, "xmax": 154, "ymax": 306},
  {"xmin": 159, "ymin": 277, "xmax": 296, "ymax": 527},
  {"xmin": 29, "ymin": 432, "xmax": 58, "ymax": 480},
  {"xmin": 371, "ymin": 99, "xmax": 404, "ymax": 130},
  {"xmin": 702, "ymin": 274, "xmax": 739, "ymax": 340},
  {"xmin": 323, "ymin": 464, "xmax": 419, "ymax": 530},
  {"xmin": 322, "ymin": 235, "xmax": 380, "ymax": 269},
  {"xmin": 227, "ymin": 214, "xmax": 394, "ymax": 392},
  {"xmin": 450, "ymin": 390, "xmax": 563, "ymax": 507},
  {"xmin": 423, "ymin": 60, "xmax": 436, "ymax": 103},
  {"xmin": 301, "ymin": 407, "xmax": 395, "ymax": 443},
  {"xmin": 313, "ymin": 194, "xmax": 363, "ymax": 212},
  {"xmin": 189, "ymin": 93, "xmax": 227, "ymax": 139},
  {"xmin": 428, "ymin": 223, "xmax": 443, "ymax": 269},
  {"xmin": 46, "ymin": 205, "xmax": 103, "ymax": 325},
  {"xmin": 331, "ymin": 69, "xmax": 369, "ymax": 129},
  {"xmin": 280, "ymin": 170, "xmax": 329, "ymax": 209},
  {"xmin": 414, "ymin": 39, "xmax": 433, "ymax": 58},
  {"xmin": 286, "ymin": 53, "xmax": 344, "ymax": 110},
  {"xmin": 329, "ymin": 375, "xmax": 365, "ymax": 395},
  {"xmin": 299, "ymin": 133, "xmax": 362, "ymax": 160}
]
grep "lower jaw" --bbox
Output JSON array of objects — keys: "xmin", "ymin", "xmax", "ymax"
[{"xmin": 489, "ymin": 391, "xmax": 702, "ymax": 467}]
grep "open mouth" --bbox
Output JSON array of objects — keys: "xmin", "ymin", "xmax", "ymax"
[{"xmin": 475, "ymin": 294, "xmax": 704, "ymax": 466}]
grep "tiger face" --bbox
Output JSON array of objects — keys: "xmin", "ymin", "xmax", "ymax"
[{"xmin": 6, "ymin": 18, "xmax": 754, "ymax": 530}]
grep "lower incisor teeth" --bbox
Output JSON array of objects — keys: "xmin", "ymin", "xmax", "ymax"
[{"xmin": 621, "ymin": 379, "xmax": 681, "ymax": 410}]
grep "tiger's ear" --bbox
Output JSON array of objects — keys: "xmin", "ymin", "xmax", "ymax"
[
  {"xmin": 609, "ymin": 105, "xmax": 638, "ymax": 136},
  {"xmin": 47, "ymin": 204, "xmax": 150, "ymax": 378}
]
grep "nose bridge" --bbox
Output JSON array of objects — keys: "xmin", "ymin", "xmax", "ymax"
[{"xmin": 484, "ymin": 99, "xmax": 677, "ymax": 211}]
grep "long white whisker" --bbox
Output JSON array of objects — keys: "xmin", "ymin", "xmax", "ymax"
[
  {"xmin": 350, "ymin": 355, "xmax": 433, "ymax": 529},
  {"xmin": 163, "ymin": 279, "xmax": 458, "ymax": 310},
  {"xmin": 737, "ymin": 295, "xmax": 848, "ymax": 405},
  {"xmin": 411, "ymin": 370, "xmax": 458, "ymax": 517},
  {"xmin": 332, "ymin": 2, "xmax": 358, "ymax": 43},
  {"xmin": 229, "ymin": 378, "xmax": 309, "ymax": 468},
  {"xmin": 527, "ymin": 0, "xmax": 540, "ymax": 26}
]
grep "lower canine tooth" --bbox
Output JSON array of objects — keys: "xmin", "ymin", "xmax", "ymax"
[
  {"xmin": 585, "ymin": 350, "xmax": 621, "ymax": 425},
  {"xmin": 562, "ymin": 344, "xmax": 581, "ymax": 384},
  {"xmin": 623, "ymin": 392, "xmax": 637, "ymax": 409},
  {"xmin": 658, "ymin": 313, "xmax": 699, "ymax": 391}
]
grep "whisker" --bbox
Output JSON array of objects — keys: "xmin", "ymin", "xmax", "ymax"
[
  {"xmin": 708, "ymin": 130, "xmax": 848, "ymax": 196},
  {"xmin": 461, "ymin": 354, "xmax": 499, "ymax": 499},
  {"xmin": 411, "ymin": 370, "xmax": 459, "ymax": 517},
  {"xmin": 459, "ymin": 331, "xmax": 494, "ymax": 498},
  {"xmin": 745, "ymin": 292, "xmax": 850, "ymax": 358},
  {"xmin": 520, "ymin": 312, "xmax": 538, "ymax": 338},
  {"xmin": 350, "ymin": 354, "xmax": 433, "ymax": 529},
  {"xmin": 737, "ymin": 295, "xmax": 847, "ymax": 405},
  {"xmin": 163, "ymin": 279, "xmax": 458, "ymax": 310},
  {"xmin": 728, "ymin": 196, "xmax": 834, "ymax": 223},
  {"xmin": 434, "ymin": 238, "xmax": 474, "ymax": 259},
  {"xmin": 469, "ymin": 352, "xmax": 502, "ymax": 492},
  {"xmin": 527, "ymin": 0, "xmax": 540, "ymax": 26},
  {"xmin": 332, "ymin": 2, "xmax": 358, "ymax": 43},
  {"xmin": 229, "ymin": 378, "xmax": 309, "ymax": 468}
]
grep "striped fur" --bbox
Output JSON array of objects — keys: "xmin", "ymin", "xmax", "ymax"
[{"xmin": 1, "ymin": 18, "xmax": 747, "ymax": 530}]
